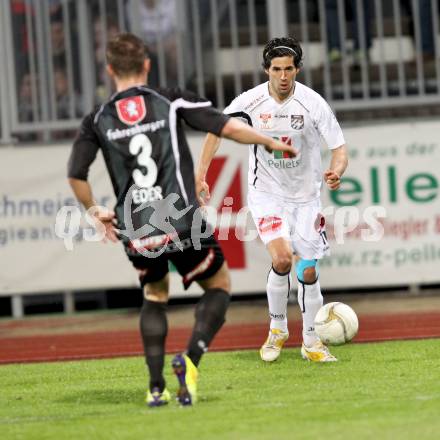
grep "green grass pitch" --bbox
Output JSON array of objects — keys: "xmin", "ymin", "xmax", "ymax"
[{"xmin": 1, "ymin": 339, "xmax": 439, "ymax": 440}]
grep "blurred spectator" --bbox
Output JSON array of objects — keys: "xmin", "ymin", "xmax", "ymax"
[
  {"xmin": 50, "ymin": 9, "xmax": 80, "ymax": 92},
  {"xmin": 54, "ymin": 68, "xmax": 82, "ymax": 119},
  {"xmin": 49, "ymin": 0, "xmax": 62, "ymax": 16},
  {"xmin": 399, "ymin": 0, "xmax": 438, "ymax": 63},
  {"xmin": 18, "ymin": 73, "xmax": 35, "ymax": 123},
  {"xmin": 17, "ymin": 73, "xmax": 40, "ymax": 142},
  {"xmin": 126, "ymin": 0, "xmax": 179, "ymax": 86},
  {"xmin": 51, "ymin": 68, "xmax": 82, "ymax": 140},
  {"xmin": 325, "ymin": 0, "xmax": 374, "ymax": 64},
  {"xmin": 416, "ymin": 0, "xmax": 438, "ymax": 61},
  {"xmin": 51, "ymin": 18, "xmax": 65, "ymax": 67},
  {"xmin": 93, "ymin": 17, "xmax": 120, "ymax": 103},
  {"xmin": 11, "ymin": 0, "xmax": 32, "ymax": 86}
]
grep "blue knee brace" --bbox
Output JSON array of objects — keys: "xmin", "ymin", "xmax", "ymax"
[{"xmin": 296, "ymin": 259, "xmax": 318, "ymax": 282}]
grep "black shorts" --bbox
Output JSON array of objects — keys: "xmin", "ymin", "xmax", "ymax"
[{"xmin": 126, "ymin": 235, "xmax": 225, "ymax": 290}]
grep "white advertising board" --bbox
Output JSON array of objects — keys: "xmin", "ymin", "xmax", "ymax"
[
  {"xmin": 319, "ymin": 120, "xmax": 440, "ymax": 287},
  {"xmin": 0, "ymin": 119, "xmax": 439, "ymax": 295},
  {"xmin": 0, "ymin": 143, "xmax": 269, "ymax": 296}
]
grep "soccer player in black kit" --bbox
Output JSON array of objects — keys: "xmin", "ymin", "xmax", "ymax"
[{"xmin": 68, "ymin": 33, "xmax": 296, "ymax": 407}]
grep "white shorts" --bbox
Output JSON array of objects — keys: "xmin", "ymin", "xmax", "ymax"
[{"xmin": 247, "ymin": 189, "xmax": 330, "ymax": 260}]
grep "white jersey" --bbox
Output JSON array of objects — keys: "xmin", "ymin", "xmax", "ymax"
[{"xmin": 224, "ymin": 81, "xmax": 345, "ymax": 203}]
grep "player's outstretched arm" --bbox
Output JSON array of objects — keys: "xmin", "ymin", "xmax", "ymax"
[
  {"xmin": 195, "ymin": 133, "xmax": 221, "ymax": 206},
  {"xmin": 220, "ymin": 117, "xmax": 298, "ymax": 156},
  {"xmin": 323, "ymin": 144, "xmax": 348, "ymax": 190},
  {"xmin": 68, "ymin": 178, "xmax": 118, "ymax": 243}
]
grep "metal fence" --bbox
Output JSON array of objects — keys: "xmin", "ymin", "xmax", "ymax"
[{"xmin": 1, "ymin": 0, "xmax": 440, "ymax": 144}]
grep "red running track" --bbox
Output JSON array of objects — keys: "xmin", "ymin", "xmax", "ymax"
[{"xmin": 1, "ymin": 311, "xmax": 440, "ymax": 364}]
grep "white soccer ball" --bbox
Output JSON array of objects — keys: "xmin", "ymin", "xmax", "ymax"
[{"xmin": 314, "ymin": 302, "xmax": 359, "ymax": 345}]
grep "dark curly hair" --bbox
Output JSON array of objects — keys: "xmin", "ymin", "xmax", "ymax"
[{"xmin": 262, "ymin": 37, "xmax": 303, "ymax": 69}]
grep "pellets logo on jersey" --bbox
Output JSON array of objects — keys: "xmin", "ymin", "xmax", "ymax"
[
  {"xmin": 270, "ymin": 136, "xmax": 295, "ymax": 158},
  {"xmin": 273, "ymin": 150, "xmax": 294, "ymax": 159},
  {"xmin": 291, "ymin": 115, "xmax": 304, "ymax": 130},
  {"xmin": 115, "ymin": 96, "xmax": 146, "ymax": 125},
  {"xmin": 259, "ymin": 113, "xmax": 273, "ymax": 130}
]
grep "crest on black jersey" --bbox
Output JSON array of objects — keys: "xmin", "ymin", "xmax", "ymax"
[{"xmin": 116, "ymin": 96, "xmax": 146, "ymax": 125}]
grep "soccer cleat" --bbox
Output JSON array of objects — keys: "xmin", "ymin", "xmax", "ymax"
[
  {"xmin": 301, "ymin": 340, "xmax": 337, "ymax": 362},
  {"xmin": 260, "ymin": 329, "xmax": 289, "ymax": 362},
  {"xmin": 172, "ymin": 353, "xmax": 198, "ymax": 406},
  {"xmin": 146, "ymin": 387, "xmax": 171, "ymax": 407}
]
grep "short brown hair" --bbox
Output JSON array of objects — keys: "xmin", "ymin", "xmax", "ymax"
[{"xmin": 106, "ymin": 33, "xmax": 149, "ymax": 77}]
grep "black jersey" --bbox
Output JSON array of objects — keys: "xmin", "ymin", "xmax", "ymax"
[{"xmin": 68, "ymin": 86, "xmax": 230, "ymax": 248}]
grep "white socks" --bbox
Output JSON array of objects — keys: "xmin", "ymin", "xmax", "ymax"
[
  {"xmin": 266, "ymin": 266, "xmax": 324, "ymax": 344},
  {"xmin": 266, "ymin": 268, "xmax": 291, "ymax": 333},
  {"xmin": 297, "ymin": 279, "xmax": 323, "ymax": 347}
]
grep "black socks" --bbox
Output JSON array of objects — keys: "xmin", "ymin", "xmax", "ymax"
[
  {"xmin": 140, "ymin": 299, "xmax": 168, "ymax": 392},
  {"xmin": 140, "ymin": 289, "xmax": 230, "ymax": 390},
  {"xmin": 186, "ymin": 288, "xmax": 230, "ymax": 367}
]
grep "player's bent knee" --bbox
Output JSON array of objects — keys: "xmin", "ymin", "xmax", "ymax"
[
  {"xmin": 303, "ymin": 267, "xmax": 317, "ymax": 283},
  {"xmin": 272, "ymin": 253, "xmax": 293, "ymax": 274},
  {"xmin": 273, "ymin": 260, "xmax": 292, "ymax": 274},
  {"xmin": 296, "ymin": 259, "xmax": 318, "ymax": 283}
]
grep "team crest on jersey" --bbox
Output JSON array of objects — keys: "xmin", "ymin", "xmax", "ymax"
[
  {"xmin": 259, "ymin": 113, "xmax": 273, "ymax": 130},
  {"xmin": 291, "ymin": 114, "xmax": 304, "ymax": 130},
  {"xmin": 116, "ymin": 96, "xmax": 146, "ymax": 125}
]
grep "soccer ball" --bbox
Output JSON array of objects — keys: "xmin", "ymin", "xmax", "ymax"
[{"xmin": 314, "ymin": 302, "xmax": 359, "ymax": 345}]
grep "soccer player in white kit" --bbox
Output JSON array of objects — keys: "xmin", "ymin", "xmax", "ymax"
[{"xmin": 196, "ymin": 37, "xmax": 348, "ymax": 362}]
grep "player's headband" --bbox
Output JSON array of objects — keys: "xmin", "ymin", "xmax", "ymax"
[{"xmin": 264, "ymin": 46, "xmax": 298, "ymax": 59}]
